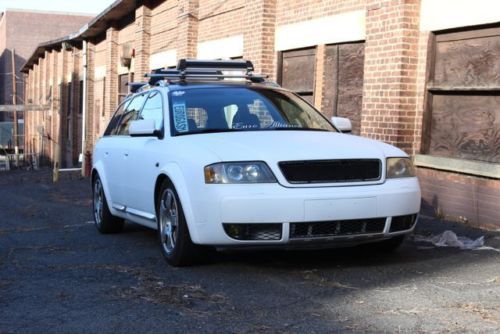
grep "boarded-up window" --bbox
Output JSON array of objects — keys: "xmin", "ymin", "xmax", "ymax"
[
  {"xmin": 322, "ymin": 42, "xmax": 365, "ymax": 135},
  {"xmin": 425, "ymin": 27, "xmax": 500, "ymax": 163},
  {"xmin": 118, "ymin": 73, "xmax": 133, "ymax": 104},
  {"xmin": 279, "ymin": 48, "xmax": 316, "ymax": 104}
]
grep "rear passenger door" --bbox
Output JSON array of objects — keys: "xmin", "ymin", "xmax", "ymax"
[
  {"xmin": 107, "ymin": 93, "xmax": 148, "ymax": 208},
  {"xmin": 98, "ymin": 99, "xmax": 130, "ymax": 209},
  {"xmin": 123, "ymin": 90, "xmax": 165, "ymax": 219}
]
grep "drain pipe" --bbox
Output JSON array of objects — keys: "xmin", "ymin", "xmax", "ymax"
[{"xmin": 81, "ymin": 39, "xmax": 88, "ymax": 177}]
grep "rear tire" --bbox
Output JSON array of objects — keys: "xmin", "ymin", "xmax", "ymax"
[
  {"xmin": 92, "ymin": 175, "xmax": 124, "ymax": 234},
  {"xmin": 156, "ymin": 179, "xmax": 200, "ymax": 266}
]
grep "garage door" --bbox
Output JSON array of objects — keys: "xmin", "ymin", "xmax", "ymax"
[
  {"xmin": 424, "ymin": 27, "xmax": 500, "ymax": 163},
  {"xmin": 322, "ymin": 42, "xmax": 365, "ymax": 135}
]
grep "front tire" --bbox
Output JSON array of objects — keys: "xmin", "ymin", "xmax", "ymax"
[
  {"xmin": 156, "ymin": 179, "xmax": 199, "ymax": 266},
  {"xmin": 92, "ymin": 175, "xmax": 124, "ymax": 234}
]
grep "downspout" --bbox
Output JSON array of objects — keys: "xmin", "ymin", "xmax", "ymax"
[{"xmin": 81, "ymin": 40, "xmax": 88, "ymax": 177}]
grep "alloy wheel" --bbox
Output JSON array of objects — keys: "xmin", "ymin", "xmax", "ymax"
[{"xmin": 159, "ymin": 189, "xmax": 179, "ymax": 254}]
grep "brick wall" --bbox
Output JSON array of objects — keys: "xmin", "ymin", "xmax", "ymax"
[
  {"xmin": 418, "ymin": 167, "xmax": 500, "ymax": 229},
  {"xmin": 243, "ymin": 0, "xmax": 277, "ymax": 79},
  {"xmin": 104, "ymin": 27, "xmax": 119, "ymax": 122},
  {"xmin": 276, "ymin": 0, "xmax": 365, "ymax": 26},
  {"xmin": 150, "ymin": 0, "xmax": 178, "ymax": 55},
  {"xmin": 0, "ymin": 10, "xmax": 91, "ymax": 107},
  {"xmin": 360, "ymin": 0, "xmax": 420, "ymax": 153},
  {"xmin": 176, "ymin": 0, "xmax": 199, "ymax": 59},
  {"xmin": 134, "ymin": 4, "xmax": 152, "ymax": 80},
  {"xmin": 198, "ymin": 0, "xmax": 244, "ymax": 42}
]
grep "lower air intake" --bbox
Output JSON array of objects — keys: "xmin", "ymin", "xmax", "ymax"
[
  {"xmin": 390, "ymin": 214, "xmax": 417, "ymax": 232},
  {"xmin": 290, "ymin": 218, "xmax": 386, "ymax": 239},
  {"xmin": 223, "ymin": 223, "xmax": 282, "ymax": 241}
]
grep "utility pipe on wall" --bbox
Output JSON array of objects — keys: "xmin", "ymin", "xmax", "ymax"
[{"xmin": 81, "ymin": 40, "xmax": 88, "ymax": 177}]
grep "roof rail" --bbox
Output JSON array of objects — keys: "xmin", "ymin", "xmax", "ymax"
[{"xmin": 144, "ymin": 59, "xmax": 267, "ymax": 85}]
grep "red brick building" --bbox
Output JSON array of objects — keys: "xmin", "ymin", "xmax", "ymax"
[
  {"xmin": 21, "ymin": 0, "xmax": 500, "ymax": 229},
  {"xmin": 0, "ymin": 9, "xmax": 91, "ymax": 148}
]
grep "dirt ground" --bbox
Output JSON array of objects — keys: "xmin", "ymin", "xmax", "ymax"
[{"xmin": 0, "ymin": 169, "xmax": 499, "ymax": 333}]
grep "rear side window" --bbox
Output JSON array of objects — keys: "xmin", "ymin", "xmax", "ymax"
[
  {"xmin": 104, "ymin": 99, "xmax": 130, "ymax": 136},
  {"xmin": 138, "ymin": 91, "xmax": 164, "ymax": 131},
  {"xmin": 115, "ymin": 93, "xmax": 148, "ymax": 136}
]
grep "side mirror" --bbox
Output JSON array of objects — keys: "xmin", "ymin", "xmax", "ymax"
[
  {"xmin": 129, "ymin": 119, "xmax": 159, "ymax": 137},
  {"xmin": 331, "ymin": 116, "xmax": 352, "ymax": 134}
]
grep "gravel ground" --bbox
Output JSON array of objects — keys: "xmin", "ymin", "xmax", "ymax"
[{"xmin": 0, "ymin": 169, "xmax": 499, "ymax": 333}]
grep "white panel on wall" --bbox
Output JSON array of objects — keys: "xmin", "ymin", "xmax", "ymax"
[
  {"xmin": 275, "ymin": 10, "xmax": 365, "ymax": 51},
  {"xmin": 149, "ymin": 50, "xmax": 177, "ymax": 69},
  {"xmin": 197, "ymin": 35, "xmax": 244, "ymax": 59},
  {"xmin": 420, "ymin": 0, "xmax": 500, "ymax": 31},
  {"xmin": 94, "ymin": 66, "xmax": 106, "ymax": 80}
]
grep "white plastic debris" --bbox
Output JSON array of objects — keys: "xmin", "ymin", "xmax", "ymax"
[{"xmin": 414, "ymin": 230, "xmax": 498, "ymax": 251}]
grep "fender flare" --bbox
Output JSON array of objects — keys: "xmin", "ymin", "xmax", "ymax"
[
  {"xmin": 157, "ymin": 162, "xmax": 201, "ymax": 243},
  {"xmin": 91, "ymin": 162, "xmax": 119, "ymax": 217}
]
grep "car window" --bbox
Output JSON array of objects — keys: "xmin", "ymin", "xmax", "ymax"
[
  {"xmin": 103, "ymin": 99, "xmax": 131, "ymax": 136},
  {"xmin": 138, "ymin": 91, "xmax": 163, "ymax": 131},
  {"xmin": 169, "ymin": 87, "xmax": 335, "ymax": 135},
  {"xmin": 115, "ymin": 93, "xmax": 148, "ymax": 136}
]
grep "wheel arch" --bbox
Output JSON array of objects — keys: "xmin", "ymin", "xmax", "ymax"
[
  {"xmin": 154, "ymin": 164, "xmax": 200, "ymax": 243},
  {"xmin": 91, "ymin": 163, "xmax": 117, "ymax": 216}
]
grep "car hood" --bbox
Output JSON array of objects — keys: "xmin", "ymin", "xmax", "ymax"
[{"xmin": 186, "ymin": 130, "xmax": 407, "ymax": 162}]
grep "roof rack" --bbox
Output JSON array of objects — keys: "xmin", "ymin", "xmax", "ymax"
[{"xmin": 144, "ymin": 59, "xmax": 267, "ymax": 85}]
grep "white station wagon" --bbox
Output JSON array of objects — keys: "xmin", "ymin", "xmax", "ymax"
[{"xmin": 92, "ymin": 59, "xmax": 421, "ymax": 266}]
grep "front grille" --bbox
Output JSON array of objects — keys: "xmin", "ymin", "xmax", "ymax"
[
  {"xmin": 279, "ymin": 159, "xmax": 381, "ymax": 184},
  {"xmin": 223, "ymin": 223, "xmax": 282, "ymax": 241},
  {"xmin": 390, "ymin": 214, "xmax": 417, "ymax": 232},
  {"xmin": 290, "ymin": 218, "xmax": 386, "ymax": 239}
]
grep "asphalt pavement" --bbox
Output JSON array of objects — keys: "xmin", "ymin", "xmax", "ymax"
[{"xmin": 0, "ymin": 170, "xmax": 499, "ymax": 333}]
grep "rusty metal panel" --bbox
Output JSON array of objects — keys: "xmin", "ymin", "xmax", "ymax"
[
  {"xmin": 429, "ymin": 94, "xmax": 500, "ymax": 163},
  {"xmin": 434, "ymin": 34, "xmax": 500, "ymax": 88},
  {"xmin": 281, "ymin": 48, "xmax": 316, "ymax": 94},
  {"xmin": 323, "ymin": 42, "xmax": 364, "ymax": 135},
  {"xmin": 337, "ymin": 43, "xmax": 364, "ymax": 135}
]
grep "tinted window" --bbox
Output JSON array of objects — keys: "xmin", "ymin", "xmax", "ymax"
[
  {"xmin": 115, "ymin": 93, "xmax": 147, "ymax": 136},
  {"xmin": 138, "ymin": 91, "xmax": 163, "ymax": 131},
  {"xmin": 104, "ymin": 99, "xmax": 131, "ymax": 136}
]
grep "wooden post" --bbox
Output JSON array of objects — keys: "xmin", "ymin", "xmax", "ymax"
[
  {"xmin": 11, "ymin": 49, "xmax": 19, "ymax": 167},
  {"xmin": 53, "ymin": 161, "xmax": 59, "ymax": 183}
]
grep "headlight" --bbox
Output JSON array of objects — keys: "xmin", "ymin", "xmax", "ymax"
[
  {"xmin": 204, "ymin": 162, "xmax": 276, "ymax": 184},
  {"xmin": 386, "ymin": 157, "xmax": 416, "ymax": 178}
]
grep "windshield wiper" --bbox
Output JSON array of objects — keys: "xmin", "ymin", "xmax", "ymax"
[
  {"xmin": 175, "ymin": 127, "xmax": 332, "ymax": 136},
  {"xmin": 270, "ymin": 127, "xmax": 331, "ymax": 132},
  {"xmin": 175, "ymin": 128, "xmax": 242, "ymax": 136}
]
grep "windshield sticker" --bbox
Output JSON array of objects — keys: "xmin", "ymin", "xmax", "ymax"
[
  {"xmin": 172, "ymin": 91, "xmax": 185, "ymax": 97},
  {"xmin": 172, "ymin": 103, "xmax": 189, "ymax": 132}
]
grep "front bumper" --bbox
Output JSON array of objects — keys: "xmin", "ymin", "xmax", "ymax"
[{"xmin": 189, "ymin": 177, "xmax": 421, "ymax": 245}]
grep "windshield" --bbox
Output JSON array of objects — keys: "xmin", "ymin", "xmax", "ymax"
[{"xmin": 168, "ymin": 87, "xmax": 336, "ymax": 136}]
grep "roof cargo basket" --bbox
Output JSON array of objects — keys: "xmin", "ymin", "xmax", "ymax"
[{"xmin": 145, "ymin": 59, "xmax": 267, "ymax": 85}]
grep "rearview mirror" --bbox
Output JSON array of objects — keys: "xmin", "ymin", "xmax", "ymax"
[
  {"xmin": 129, "ymin": 119, "xmax": 159, "ymax": 137},
  {"xmin": 331, "ymin": 117, "xmax": 352, "ymax": 134}
]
